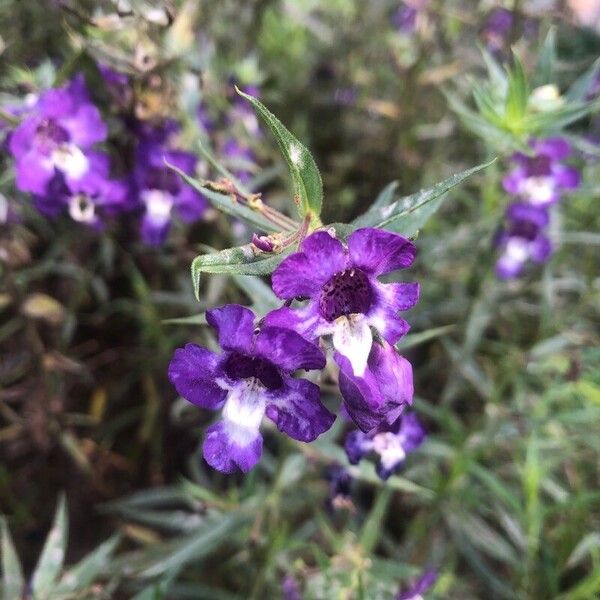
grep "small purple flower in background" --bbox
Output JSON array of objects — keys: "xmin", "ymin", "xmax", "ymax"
[
  {"xmin": 396, "ymin": 569, "xmax": 437, "ymax": 600},
  {"xmin": 229, "ymin": 82, "xmax": 262, "ymax": 136},
  {"xmin": 281, "ymin": 574, "xmax": 304, "ymax": 600},
  {"xmin": 196, "ymin": 102, "xmax": 214, "ymax": 134},
  {"xmin": 345, "ymin": 411, "xmax": 425, "ymax": 479},
  {"xmin": 267, "ymin": 228, "xmax": 418, "ymax": 379},
  {"xmin": 8, "ymin": 74, "xmax": 107, "ymax": 196},
  {"xmin": 392, "ymin": 1, "xmax": 427, "ymax": 34},
  {"xmin": 133, "ymin": 121, "xmax": 207, "ymax": 245},
  {"xmin": 495, "ymin": 202, "xmax": 552, "ymax": 279},
  {"xmin": 503, "ymin": 138, "xmax": 581, "ymax": 207},
  {"xmin": 222, "ymin": 137, "xmax": 256, "ymax": 185},
  {"xmin": 481, "ymin": 7, "xmax": 514, "ymax": 54},
  {"xmin": 33, "ymin": 151, "xmax": 128, "ymax": 228},
  {"xmin": 98, "ymin": 63, "xmax": 131, "ymax": 106},
  {"xmin": 168, "ymin": 304, "xmax": 335, "ymax": 473},
  {"xmin": 325, "ymin": 465, "xmax": 353, "ymax": 512}
]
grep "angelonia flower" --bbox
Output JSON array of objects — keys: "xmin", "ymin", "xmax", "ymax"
[
  {"xmin": 8, "ymin": 74, "xmax": 108, "ymax": 198},
  {"xmin": 325, "ymin": 465, "xmax": 353, "ymax": 512},
  {"xmin": 392, "ymin": 0, "xmax": 428, "ymax": 34},
  {"xmin": 133, "ymin": 120, "xmax": 208, "ymax": 245},
  {"xmin": 345, "ymin": 412, "xmax": 425, "ymax": 480},
  {"xmin": 267, "ymin": 228, "xmax": 418, "ymax": 381},
  {"xmin": 495, "ymin": 203, "xmax": 552, "ymax": 280},
  {"xmin": 496, "ymin": 137, "xmax": 580, "ymax": 279},
  {"xmin": 502, "ymin": 138, "xmax": 581, "ymax": 208},
  {"xmin": 168, "ymin": 304, "xmax": 335, "ymax": 473},
  {"xmin": 395, "ymin": 569, "xmax": 437, "ymax": 600}
]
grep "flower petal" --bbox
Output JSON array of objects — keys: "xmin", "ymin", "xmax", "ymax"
[
  {"xmin": 347, "ymin": 228, "xmax": 416, "ymax": 276},
  {"xmin": 332, "ymin": 315, "xmax": 373, "ymax": 377},
  {"xmin": 552, "ymin": 164, "xmax": 581, "ymax": 190},
  {"xmin": 271, "ymin": 231, "xmax": 346, "ymax": 299},
  {"xmin": 532, "ymin": 137, "xmax": 571, "ymax": 160},
  {"xmin": 206, "ymin": 304, "xmax": 256, "ymax": 353},
  {"xmin": 366, "ymin": 283, "xmax": 412, "ymax": 345},
  {"xmin": 265, "ymin": 377, "xmax": 335, "ymax": 442},
  {"xmin": 344, "ymin": 430, "xmax": 372, "ymax": 464},
  {"xmin": 255, "ymin": 326, "xmax": 326, "ymax": 372},
  {"xmin": 168, "ymin": 344, "xmax": 227, "ymax": 409},
  {"xmin": 202, "ymin": 420, "xmax": 263, "ymax": 473},
  {"xmin": 336, "ymin": 342, "xmax": 413, "ymax": 432}
]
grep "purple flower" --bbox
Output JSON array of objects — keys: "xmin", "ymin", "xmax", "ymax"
[
  {"xmin": 325, "ymin": 465, "xmax": 353, "ymax": 511},
  {"xmin": 392, "ymin": 1, "xmax": 427, "ymax": 34},
  {"xmin": 8, "ymin": 74, "xmax": 107, "ymax": 196},
  {"xmin": 345, "ymin": 411, "xmax": 425, "ymax": 479},
  {"xmin": 495, "ymin": 202, "xmax": 552, "ymax": 279},
  {"xmin": 33, "ymin": 151, "xmax": 128, "ymax": 227},
  {"xmin": 481, "ymin": 7, "xmax": 513, "ymax": 53},
  {"xmin": 503, "ymin": 138, "xmax": 581, "ymax": 207},
  {"xmin": 337, "ymin": 340, "xmax": 414, "ymax": 432},
  {"xmin": 98, "ymin": 63, "xmax": 131, "ymax": 106},
  {"xmin": 133, "ymin": 121, "xmax": 207, "ymax": 245},
  {"xmin": 281, "ymin": 575, "xmax": 304, "ymax": 600},
  {"xmin": 168, "ymin": 304, "xmax": 335, "ymax": 473},
  {"xmin": 396, "ymin": 569, "xmax": 437, "ymax": 600},
  {"xmin": 267, "ymin": 228, "xmax": 419, "ymax": 379}
]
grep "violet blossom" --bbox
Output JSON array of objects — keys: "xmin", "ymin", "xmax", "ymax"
[
  {"xmin": 8, "ymin": 74, "xmax": 107, "ymax": 196},
  {"xmin": 133, "ymin": 121, "xmax": 207, "ymax": 245},
  {"xmin": 502, "ymin": 138, "xmax": 581, "ymax": 207},
  {"xmin": 267, "ymin": 228, "xmax": 419, "ymax": 380},
  {"xmin": 396, "ymin": 569, "xmax": 437, "ymax": 600},
  {"xmin": 392, "ymin": 1, "xmax": 427, "ymax": 34},
  {"xmin": 345, "ymin": 411, "xmax": 425, "ymax": 480},
  {"xmin": 495, "ymin": 202, "xmax": 552, "ymax": 279},
  {"xmin": 325, "ymin": 465, "xmax": 353, "ymax": 512},
  {"xmin": 168, "ymin": 304, "xmax": 335, "ymax": 473}
]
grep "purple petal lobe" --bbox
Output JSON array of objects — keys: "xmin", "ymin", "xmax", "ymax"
[
  {"xmin": 168, "ymin": 344, "xmax": 227, "ymax": 409},
  {"xmin": 206, "ymin": 304, "xmax": 256, "ymax": 353},
  {"xmin": 255, "ymin": 326, "xmax": 326, "ymax": 372},
  {"xmin": 265, "ymin": 377, "xmax": 335, "ymax": 442},
  {"xmin": 348, "ymin": 228, "xmax": 416, "ymax": 276},
  {"xmin": 202, "ymin": 420, "xmax": 262, "ymax": 473}
]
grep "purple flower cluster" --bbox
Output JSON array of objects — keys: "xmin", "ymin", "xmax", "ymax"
[
  {"xmin": 169, "ymin": 227, "xmax": 420, "ymax": 474},
  {"xmin": 496, "ymin": 138, "xmax": 580, "ymax": 279},
  {"xmin": 5, "ymin": 72, "xmax": 209, "ymax": 244}
]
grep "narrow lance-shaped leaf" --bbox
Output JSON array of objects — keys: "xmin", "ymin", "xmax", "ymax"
[
  {"xmin": 505, "ymin": 54, "xmax": 529, "ymax": 124},
  {"xmin": 191, "ymin": 244, "xmax": 292, "ymax": 301},
  {"xmin": 1, "ymin": 517, "xmax": 25, "ymax": 600},
  {"xmin": 352, "ymin": 159, "xmax": 495, "ymax": 235},
  {"xmin": 236, "ymin": 88, "xmax": 324, "ymax": 221},
  {"xmin": 168, "ymin": 162, "xmax": 281, "ymax": 233},
  {"xmin": 31, "ymin": 494, "xmax": 68, "ymax": 596}
]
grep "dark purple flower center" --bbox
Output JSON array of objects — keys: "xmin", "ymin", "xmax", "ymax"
[
  {"xmin": 319, "ymin": 268, "xmax": 373, "ymax": 322},
  {"xmin": 509, "ymin": 219, "xmax": 539, "ymax": 241},
  {"xmin": 144, "ymin": 168, "xmax": 180, "ymax": 195},
  {"xmin": 35, "ymin": 119, "xmax": 69, "ymax": 153},
  {"xmin": 525, "ymin": 155, "xmax": 552, "ymax": 177},
  {"xmin": 223, "ymin": 352, "xmax": 283, "ymax": 390}
]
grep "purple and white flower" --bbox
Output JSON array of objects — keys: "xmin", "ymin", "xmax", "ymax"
[
  {"xmin": 345, "ymin": 411, "xmax": 425, "ymax": 479},
  {"xmin": 8, "ymin": 74, "xmax": 107, "ymax": 196},
  {"xmin": 267, "ymin": 228, "xmax": 419, "ymax": 379},
  {"xmin": 502, "ymin": 138, "xmax": 581, "ymax": 208},
  {"xmin": 168, "ymin": 304, "xmax": 335, "ymax": 473},
  {"xmin": 133, "ymin": 121, "xmax": 207, "ymax": 245},
  {"xmin": 495, "ymin": 202, "xmax": 552, "ymax": 279},
  {"xmin": 33, "ymin": 151, "xmax": 128, "ymax": 227},
  {"xmin": 396, "ymin": 569, "xmax": 437, "ymax": 600}
]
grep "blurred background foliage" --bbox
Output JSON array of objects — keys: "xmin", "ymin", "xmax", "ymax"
[{"xmin": 0, "ymin": 1, "xmax": 599, "ymax": 598}]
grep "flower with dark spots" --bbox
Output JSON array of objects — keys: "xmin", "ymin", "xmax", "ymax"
[
  {"xmin": 267, "ymin": 228, "xmax": 418, "ymax": 378},
  {"xmin": 345, "ymin": 411, "xmax": 425, "ymax": 479},
  {"xmin": 133, "ymin": 121, "xmax": 207, "ymax": 245},
  {"xmin": 336, "ymin": 340, "xmax": 414, "ymax": 433},
  {"xmin": 495, "ymin": 203, "xmax": 552, "ymax": 279},
  {"xmin": 8, "ymin": 74, "xmax": 107, "ymax": 196},
  {"xmin": 503, "ymin": 138, "xmax": 581, "ymax": 207},
  {"xmin": 168, "ymin": 304, "xmax": 335, "ymax": 474},
  {"xmin": 396, "ymin": 569, "xmax": 437, "ymax": 600}
]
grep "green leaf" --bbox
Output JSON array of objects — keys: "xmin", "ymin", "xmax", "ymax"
[
  {"xmin": 168, "ymin": 164, "xmax": 281, "ymax": 233},
  {"xmin": 236, "ymin": 88, "xmax": 323, "ymax": 220},
  {"xmin": 232, "ymin": 274, "xmax": 280, "ymax": 313},
  {"xmin": 352, "ymin": 160, "xmax": 495, "ymax": 236},
  {"xmin": 527, "ymin": 99, "xmax": 600, "ymax": 132},
  {"xmin": 53, "ymin": 535, "xmax": 120, "ymax": 595},
  {"xmin": 536, "ymin": 27, "xmax": 556, "ymax": 86},
  {"xmin": 395, "ymin": 324, "xmax": 456, "ymax": 351},
  {"xmin": 566, "ymin": 57, "xmax": 600, "ymax": 102},
  {"xmin": 1, "ymin": 517, "xmax": 24, "ymax": 600},
  {"xmin": 31, "ymin": 494, "xmax": 68, "ymax": 597},
  {"xmin": 505, "ymin": 54, "xmax": 529, "ymax": 124},
  {"xmin": 191, "ymin": 244, "xmax": 292, "ymax": 301}
]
